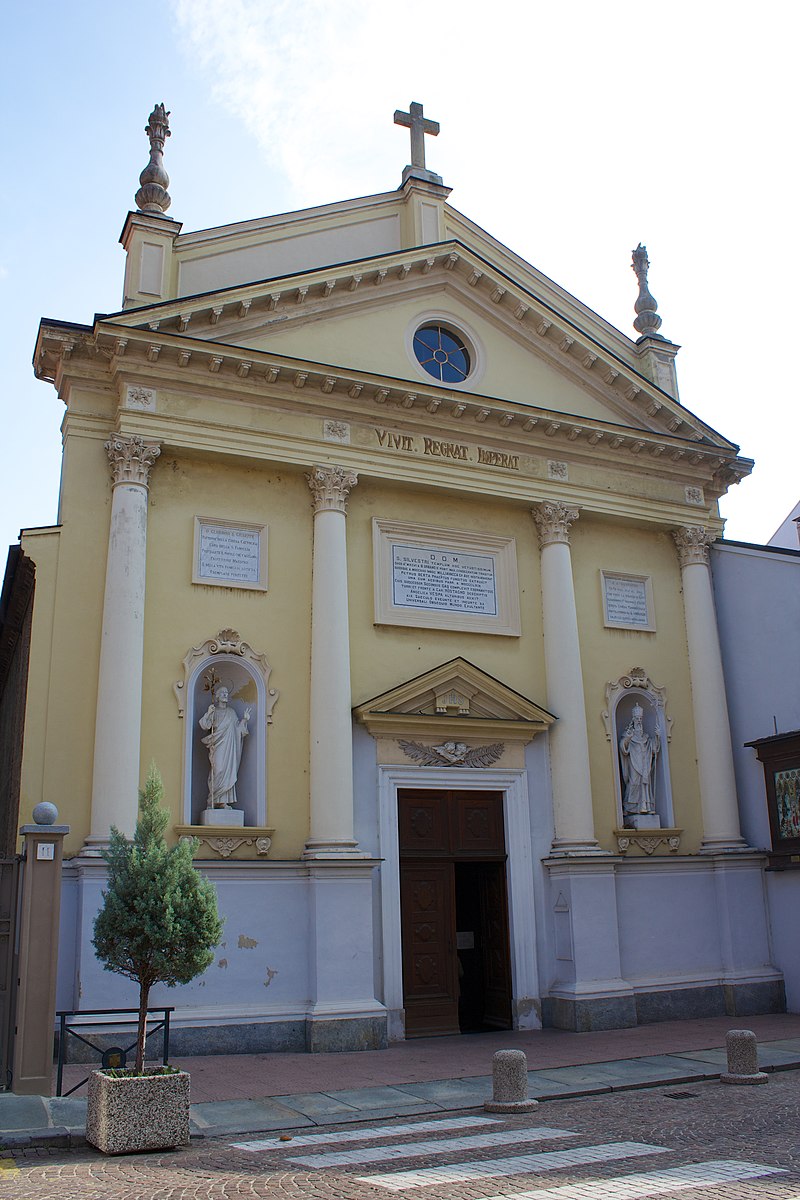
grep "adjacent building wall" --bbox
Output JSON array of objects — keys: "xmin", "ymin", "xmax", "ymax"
[{"xmin": 712, "ymin": 539, "xmax": 800, "ymax": 1008}]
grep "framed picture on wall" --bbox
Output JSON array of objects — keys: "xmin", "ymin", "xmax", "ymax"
[{"xmin": 746, "ymin": 730, "xmax": 800, "ymax": 866}]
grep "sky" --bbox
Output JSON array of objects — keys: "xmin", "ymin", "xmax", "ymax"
[{"xmin": 2, "ymin": 0, "xmax": 797, "ymax": 558}]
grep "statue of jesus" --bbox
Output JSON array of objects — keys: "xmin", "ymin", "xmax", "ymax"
[{"xmin": 199, "ymin": 687, "xmax": 251, "ymax": 809}]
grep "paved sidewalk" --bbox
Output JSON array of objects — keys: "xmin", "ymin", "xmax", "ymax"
[{"xmin": 2, "ymin": 1012, "xmax": 799, "ymax": 1147}]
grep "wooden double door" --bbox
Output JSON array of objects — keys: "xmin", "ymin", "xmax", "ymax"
[{"xmin": 399, "ymin": 789, "xmax": 513, "ymax": 1038}]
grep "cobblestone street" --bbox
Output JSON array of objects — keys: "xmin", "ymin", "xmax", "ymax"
[{"xmin": 2, "ymin": 1071, "xmax": 798, "ymax": 1200}]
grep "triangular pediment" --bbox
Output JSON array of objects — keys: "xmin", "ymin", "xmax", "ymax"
[
  {"xmin": 353, "ymin": 657, "xmax": 555, "ymax": 743},
  {"xmin": 100, "ymin": 239, "xmax": 733, "ymax": 448}
]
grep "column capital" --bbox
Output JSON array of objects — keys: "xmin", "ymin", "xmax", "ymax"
[
  {"xmin": 307, "ymin": 464, "xmax": 359, "ymax": 514},
  {"xmin": 105, "ymin": 433, "xmax": 161, "ymax": 488},
  {"xmin": 673, "ymin": 525, "xmax": 714, "ymax": 568},
  {"xmin": 531, "ymin": 500, "xmax": 580, "ymax": 548}
]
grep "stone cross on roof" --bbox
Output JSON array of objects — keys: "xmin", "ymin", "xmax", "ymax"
[{"xmin": 394, "ymin": 102, "xmax": 443, "ymax": 186}]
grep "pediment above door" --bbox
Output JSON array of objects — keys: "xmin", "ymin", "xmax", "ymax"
[{"xmin": 353, "ymin": 657, "xmax": 554, "ymax": 744}]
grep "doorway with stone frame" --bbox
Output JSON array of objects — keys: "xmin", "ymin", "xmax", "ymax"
[
  {"xmin": 355, "ymin": 660, "xmax": 553, "ymax": 1041},
  {"xmin": 399, "ymin": 788, "xmax": 512, "ymax": 1036},
  {"xmin": 376, "ymin": 764, "xmax": 542, "ymax": 1042}
]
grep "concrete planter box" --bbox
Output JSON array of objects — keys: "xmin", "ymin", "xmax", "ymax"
[{"xmin": 86, "ymin": 1068, "xmax": 190, "ymax": 1155}]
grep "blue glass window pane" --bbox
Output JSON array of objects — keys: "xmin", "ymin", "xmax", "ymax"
[
  {"xmin": 415, "ymin": 327, "xmax": 440, "ymax": 351},
  {"xmin": 413, "ymin": 324, "xmax": 471, "ymax": 382},
  {"xmin": 439, "ymin": 330, "xmax": 461, "ymax": 356}
]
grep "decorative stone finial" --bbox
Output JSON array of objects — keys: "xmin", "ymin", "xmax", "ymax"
[
  {"xmin": 135, "ymin": 103, "xmax": 172, "ymax": 215},
  {"xmin": 631, "ymin": 244, "xmax": 663, "ymax": 340},
  {"xmin": 33, "ymin": 802, "xmax": 59, "ymax": 826}
]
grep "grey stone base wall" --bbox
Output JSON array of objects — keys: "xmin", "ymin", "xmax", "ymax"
[
  {"xmin": 56, "ymin": 1014, "xmax": 388, "ymax": 1063},
  {"xmin": 541, "ymin": 995, "xmax": 637, "ymax": 1033},
  {"xmin": 721, "ymin": 979, "xmax": 786, "ymax": 1017},
  {"xmin": 543, "ymin": 979, "xmax": 786, "ymax": 1032},
  {"xmin": 306, "ymin": 1016, "xmax": 388, "ymax": 1053}
]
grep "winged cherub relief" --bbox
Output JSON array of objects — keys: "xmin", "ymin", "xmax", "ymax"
[{"xmin": 398, "ymin": 740, "xmax": 505, "ymax": 768}]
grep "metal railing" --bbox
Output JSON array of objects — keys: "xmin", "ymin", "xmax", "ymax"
[{"xmin": 55, "ymin": 1006, "xmax": 174, "ymax": 1096}]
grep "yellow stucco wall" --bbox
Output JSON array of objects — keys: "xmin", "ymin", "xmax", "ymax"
[
  {"xmin": 21, "ymin": 422, "xmax": 112, "ymax": 856},
  {"xmin": 141, "ymin": 454, "xmax": 313, "ymax": 857},
  {"xmin": 570, "ymin": 516, "xmax": 701, "ymax": 848},
  {"xmin": 348, "ymin": 478, "xmax": 544, "ymax": 704}
]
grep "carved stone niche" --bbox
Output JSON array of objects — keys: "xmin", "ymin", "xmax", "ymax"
[
  {"xmin": 602, "ymin": 667, "xmax": 675, "ymax": 834},
  {"xmin": 174, "ymin": 629, "xmax": 279, "ymax": 830}
]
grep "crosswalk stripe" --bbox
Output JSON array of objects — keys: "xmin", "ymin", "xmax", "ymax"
[
  {"xmin": 289, "ymin": 1126, "xmax": 578, "ymax": 1168},
  {"xmin": 358, "ymin": 1140, "xmax": 668, "ymax": 1190},
  {"xmin": 231, "ymin": 1114, "xmax": 501, "ymax": 1152},
  {"xmin": 478, "ymin": 1159, "xmax": 785, "ymax": 1200}
]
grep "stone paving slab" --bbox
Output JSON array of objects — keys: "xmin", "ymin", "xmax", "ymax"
[
  {"xmin": 397, "ymin": 1077, "xmax": 493, "ymax": 1105},
  {"xmin": 528, "ymin": 1064, "xmax": 629, "ymax": 1085},
  {"xmin": 602, "ymin": 1055, "xmax": 719, "ymax": 1080},
  {"xmin": 671, "ymin": 1044, "xmax": 800, "ymax": 1069},
  {"xmin": 0, "ymin": 1095, "xmax": 49, "ymax": 1132},
  {"xmin": 621, "ymin": 1053, "xmax": 720, "ymax": 1076},
  {"xmin": 271, "ymin": 1091, "xmax": 370, "ymax": 1118},
  {"xmin": 321, "ymin": 1085, "xmax": 438, "ymax": 1110},
  {"xmin": 756, "ymin": 1036, "xmax": 800, "ymax": 1051},
  {"xmin": 190, "ymin": 1096, "xmax": 314, "ymax": 1134}
]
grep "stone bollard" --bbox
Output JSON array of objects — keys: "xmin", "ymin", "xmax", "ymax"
[
  {"xmin": 484, "ymin": 1049, "xmax": 538, "ymax": 1112},
  {"xmin": 720, "ymin": 1029, "xmax": 768, "ymax": 1085}
]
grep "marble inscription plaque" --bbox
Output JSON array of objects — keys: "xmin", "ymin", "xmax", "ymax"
[
  {"xmin": 601, "ymin": 572, "xmax": 654, "ymax": 631},
  {"xmin": 392, "ymin": 545, "xmax": 498, "ymax": 616},
  {"xmin": 194, "ymin": 518, "xmax": 267, "ymax": 590},
  {"xmin": 373, "ymin": 519, "xmax": 521, "ymax": 636}
]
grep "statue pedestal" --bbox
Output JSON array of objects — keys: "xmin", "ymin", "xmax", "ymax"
[
  {"xmin": 200, "ymin": 808, "xmax": 245, "ymax": 827},
  {"xmin": 625, "ymin": 814, "xmax": 661, "ymax": 831}
]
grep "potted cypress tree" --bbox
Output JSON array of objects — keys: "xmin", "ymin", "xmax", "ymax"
[{"xmin": 87, "ymin": 765, "xmax": 222, "ymax": 1155}]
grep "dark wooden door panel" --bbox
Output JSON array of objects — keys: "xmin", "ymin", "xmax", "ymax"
[
  {"xmin": 479, "ymin": 862, "xmax": 513, "ymax": 1029},
  {"xmin": 400, "ymin": 862, "xmax": 459, "ymax": 1037},
  {"xmin": 453, "ymin": 791, "xmax": 505, "ymax": 856},
  {"xmin": 398, "ymin": 790, "xmax": 450, "ymax": 854}
]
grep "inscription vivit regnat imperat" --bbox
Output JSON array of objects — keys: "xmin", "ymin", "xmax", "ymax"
[{"xmin": 374, "ymin": 429, "xmax": 520, "ymax": 471}]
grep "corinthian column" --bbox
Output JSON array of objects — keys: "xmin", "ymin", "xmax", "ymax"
[
  {"xmin": 304, "ymin": 464, "xmax": 362, "ymax": 858},
  {"xmin": 85, "ymin": 434, "xmax": 160, "ymax": 852},
  {"xmin": 532, "ymin": 501, "xmax": 601, "ymax": 853},
  {"xmin": 673, "ymin": 527, "xmax": 746, "ymax": 851}
]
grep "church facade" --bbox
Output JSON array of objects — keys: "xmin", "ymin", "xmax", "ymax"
[{"xmin": 12, "ymin": 104, "xmax": 785, "ymax": 1052}]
